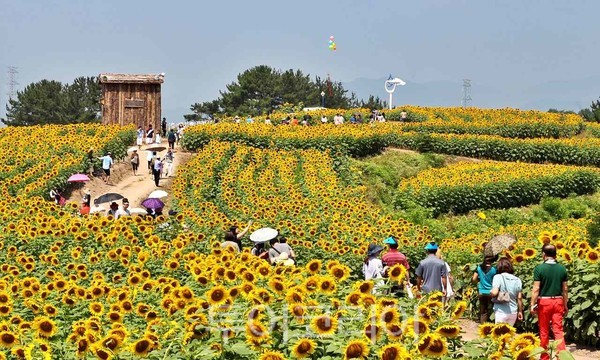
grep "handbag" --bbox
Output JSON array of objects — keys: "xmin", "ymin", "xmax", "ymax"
[{"xmin": 494, "ymin": 274, "xmax": 511, "ymax": 304}]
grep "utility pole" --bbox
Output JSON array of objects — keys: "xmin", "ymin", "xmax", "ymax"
[
  {"xmin": 461, "ymin": 79, "xmax": 472, "ymax": 108},
  {"xmin": 7, "ymin": 66, "xmax": 18, "ymax": 100}
]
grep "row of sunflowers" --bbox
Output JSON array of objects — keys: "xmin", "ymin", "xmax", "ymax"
[
  {"xmin": 0, "ymin": 124, "xmax": 135, "ymax": 198},
  {"xmin": 181, "ymin": 122, "xmax": 600, "ymax": 167},
  {"xmin": 396, "ymin": 160, "xmax": 600, "ymax": 215},
  {"xmin": 220, "ymin": 106, "xmax": 583, "ymax": 139}
]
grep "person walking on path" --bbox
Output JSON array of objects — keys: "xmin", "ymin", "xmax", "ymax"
[
  {"xmin": 415, "ymin": 242, "xmax": 447, "ymax": 295},
  {"xmin": 130, "ymin": 149, "xmax": 140, "ymax": 176},
  {"xmin": 136, "ymin": 126, "xmax": 144, "ymax": 149},
  {"xmin": 147, "ymin": 150, "xmax": 156, "ymax": 175},
  {"xmin": 490, "ymin": 258, "xmax": 523, "ymax": 326},
  {"xmin": 161, "ymin": 118, "xmax": 167, "ymax": 136},
  {"xmin": 436, "ymin": 249, "xmax": 454, "ymax": 304},
  {"xmin": 167, "ymin": 129, "xmax": 176, "ymax": 150},
  {"xmin": 98, "ymin": 152, "xmax": 113, "ymax": 184},
  {"xmin": 146, "ymin": 124, "xmax": 154, "ymax": 144},
  {"xmin": 472, "ymin": 254, "xmax": 498, "ymax": 323},
  {"xmin": 152, "ymin": 156, "xmax": 163, "ymax": 187},
  {"xmin": 530, "ymin": 244, "xmax": 568, "ymax": 360},
  {"xmin": 163, "ymin": 149, "xmax": 174, "ymax": 177}
]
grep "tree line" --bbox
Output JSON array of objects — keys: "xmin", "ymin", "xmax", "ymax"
[
  {"xmin": 2, "ymin": 76, "xmax": 100, "ymax": 126},
  {"xmin": 188, "ymin": 65, "xmax": 385, "ymax": 119}
]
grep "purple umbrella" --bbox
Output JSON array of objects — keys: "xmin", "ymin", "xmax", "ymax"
[
  {"xmin": 141, "ymin": 198, "xmax": 165, "ymax": 210},
  {"xmin": 67, "ymin": 173, "xmax": 90, "ymax": 183}
]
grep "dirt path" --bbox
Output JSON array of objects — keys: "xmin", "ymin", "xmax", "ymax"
[
  {"xmin": 458, "ymin": 319, "xmax": 598, "ymax": 360},
  {"xmin": 67, "ymin": 143, "xmax": 193, "ymax": 213}
]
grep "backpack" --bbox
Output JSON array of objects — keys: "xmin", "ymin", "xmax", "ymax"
[{"xmin": 168, "ymin": 132, "xmax": 176, "ymax": 142}]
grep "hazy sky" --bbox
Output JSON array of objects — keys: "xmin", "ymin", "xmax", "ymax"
[{"xmin": 1, "ymin": 0, "xmax": 599, "ymax": 119}]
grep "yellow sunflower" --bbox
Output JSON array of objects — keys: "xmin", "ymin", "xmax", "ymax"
[
  {"xmin": 379, "ymin": 343, "xmax": 410, "ymax": 360},
  {"xmin": 258, "ymin": 351, "xmax": 285, "ymax": 360},
  {"xmin": 343, "ymin": 339, "xmax": 369, "ymax": 359},
  {"xmin": 34, "ymin": 317, "xmax": 57, "ymax": 338},
  {"xmin": 310, "ymin": 314, "xmax": 338, "ymax": 337},
  {"xmin": 130, "ymin": 337, "xmax": 154, "ymax": 357},
  {"xmin": 491, "ymin": 323, "xmax": 516, "ymax": 339},
  {"xmin": 291, "ymin": 338, "xmax": 316, "ymax": 358},
  {"xmin": 206, "ymin": 285, "xmax": 229, "ymax": 306},
  {"xmin": 0, "ymin": 331, "xmax": 18, "ymax": 348},
  {"xmin": 513, "ymin": 345, "xmax": 536, "ymax": 360},
  {"xmin": 451, "ymin": 301, "xmax": 467, "ymax": 320},
  {"xmin": 436, "ymin": 324, "xmax": 461, "ymax": 338}
]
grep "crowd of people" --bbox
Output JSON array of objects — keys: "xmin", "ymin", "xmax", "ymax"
[
  {"xmin": 220, "ymin": 221, "xmax": 297, "ymax": 266},
  {"xmin": 363, "ymin": 238, "xmax": 569, "ymax": 358},
  {"xmin": 232, "ymin": 110, "xmax": 389, "ymax": 126}
]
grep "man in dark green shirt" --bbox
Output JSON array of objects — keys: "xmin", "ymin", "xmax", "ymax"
[{"xmin": 530, "ymin": 244, "xmax": 568, "ymax": 360}]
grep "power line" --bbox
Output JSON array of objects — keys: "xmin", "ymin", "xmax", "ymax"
[{"xmin": 461, "ymin": 79, "xmax": 472, "ymax": 108}]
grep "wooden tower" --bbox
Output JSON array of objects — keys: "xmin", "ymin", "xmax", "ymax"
[{"xmin": 99, "ymin": 73, "xmax": 164, "ymax": 132}]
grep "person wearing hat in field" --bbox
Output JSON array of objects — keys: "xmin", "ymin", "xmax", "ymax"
[
  {"xmin": 363, "ymin": 244, "xmax": 386, "ymax": 293},
  {"xmin": 415, "ymin": 242, "xmax": 448, "ymax": 295},
  {"xmin": 382, "ymin": 236, "xmax": 411, "ymax": 295},
  {"xmin": 107, "ymin": 202, "xmax": 119, "ymax": 218}
]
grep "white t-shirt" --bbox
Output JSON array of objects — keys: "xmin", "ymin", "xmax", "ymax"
[
  {"xmin": 115, "ymin": 209, "xmax": 131, "ymax": 219},
  {"xmin": 363, "ymin": 258, "xmax": 384, "ymax": 280}
]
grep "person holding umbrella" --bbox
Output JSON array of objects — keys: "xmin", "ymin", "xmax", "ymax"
[{"xmin": 152, "ymin": 155, "xmax": 163, "ymax": 187}]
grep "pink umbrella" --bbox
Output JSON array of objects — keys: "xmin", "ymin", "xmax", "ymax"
[{"xmin": 67, "ymin": 173, "xmax": 90, "ymax": 183}]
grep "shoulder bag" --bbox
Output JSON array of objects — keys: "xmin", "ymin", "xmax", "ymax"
[{"xmin": 494, "ymin": 274, "xmax": 511, "ymax": 304}]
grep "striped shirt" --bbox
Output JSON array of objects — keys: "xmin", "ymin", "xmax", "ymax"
[{"xmin": 382, "ymin": 249, "xmax": 410, "ymax": 270}]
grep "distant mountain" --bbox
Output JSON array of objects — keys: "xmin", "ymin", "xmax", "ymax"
[{"xmin": 343, "ymin": 76, "xmax": 600, "ymax": 111}]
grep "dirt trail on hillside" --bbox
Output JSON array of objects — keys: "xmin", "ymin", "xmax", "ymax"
[
  {"xmin": 66, "ymin": 143, "xmax": 193, "ymax": 213},
  {"xmin": 458, "ymin": 319, "xmax": 598, "ymax": 360}
]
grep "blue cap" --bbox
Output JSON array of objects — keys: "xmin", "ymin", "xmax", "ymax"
[
  {"xmin": 383, "ymin": 236, "xmax": 397, "ymax": 245},
  {"xmin": 425, "ymin": 242, "xmax": 439, "ymax": 251}
]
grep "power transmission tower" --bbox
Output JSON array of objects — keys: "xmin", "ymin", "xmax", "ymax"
[
  {"xmin": 461, "ymin": 79, "xmax": 472, "ymax": 108},
  {"xmin": 7, "ymin": 66, "xmax": 19, "ymax": 100}
]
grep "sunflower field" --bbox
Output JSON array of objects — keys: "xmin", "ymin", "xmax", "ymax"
[
  {"xmin": 396, "ymin": 161, "xmax": 600, "ymax": 216},
  {"xmin": 1, "ymin": 106, "xmax": 599, "ymax": 358},
  {"xmin": 0, "ymin": 124, "xmax": 135, "ymax": 198},
  {"xmin": 219, "ymin": 106, "xmax": 584, "ymax": 139}
]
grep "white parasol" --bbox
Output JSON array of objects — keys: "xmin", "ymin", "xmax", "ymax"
[
  {"xmin": 148, "ymin": 190, "xmax": 168, "ymax": 199},
  {"xmin": 249, "ymin": 227, "xmax": 278, "ymax": 243},
  {"xmin": 90, "ymin": 205, "xmax": 106, "ymax": 214},
  {"xmin": 129, "ymin": 207, "xmax": 148, "ymax": 215}
]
